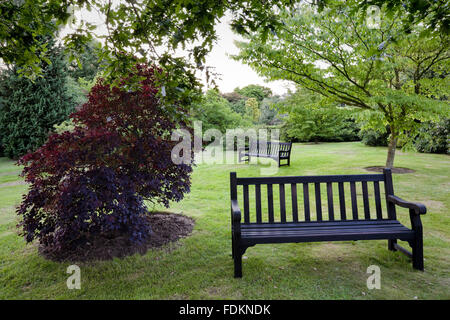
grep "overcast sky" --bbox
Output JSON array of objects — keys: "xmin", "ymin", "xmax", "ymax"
[
  {"xmin": 200, "ymin": 17, "xmax": 294, "ymax": 95},
  {"xmin": 62, "ymin": 7, "xmax": 294, "ymax": 96}
]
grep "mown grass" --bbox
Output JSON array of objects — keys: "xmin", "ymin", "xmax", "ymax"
[{"xmin": 0, "ymin": 142, "xmax": 449, "ymax": 299}]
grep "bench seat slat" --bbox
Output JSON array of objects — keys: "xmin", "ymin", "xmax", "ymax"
[
  {"xmin": 246, "ymin": 153, "xmax": 278, "ymax": 159},
  {"xmin": 241, "ymin": 221, "xmax": 414, "ymax": 243},
  {"xmin": 242, "ymin": 229, "xmax": 412, "ymax": 238},
  {"xmin": 242, "ymin": 221, "xmax": 405, "ymax": 230},
  {"xmin": 241, "ymin": 232, "xmax": 413, "ymax": 245},
  {"xmin": 242, "ymin": 225, "xmax": 409, "ymax": 234},
  {"xmin": 241, "ymin": 219, "xmax": 400, "ymax": 228}
]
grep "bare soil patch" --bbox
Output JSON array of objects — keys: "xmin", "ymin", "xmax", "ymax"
[
  {"xmin": 364, "ymin": 166, "xmax": 415, "ymax": 174},
  {"xmin": 39, "ymin": 212, "xmax": 195, "ymax": 262}
]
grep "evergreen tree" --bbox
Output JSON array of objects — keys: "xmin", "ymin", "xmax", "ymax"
[{"xmin": 0, "ymin": 36, "xmax": 76, "ymax": 159}]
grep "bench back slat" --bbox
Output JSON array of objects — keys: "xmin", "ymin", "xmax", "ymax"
[
  {"xmin": 327, "ymin": 182, "xmax": 335, "ymax": 221},
  {"xmin": 279, "ymin": 184, "xmax": 286, "ymax": 222},
  {"xmin": 374, "ymin": 181, "xmax": 383, "ymax": 219},
  {"xmin": 232, "ymin": 172, "xmax": 390, "ymax": 224},
  {"xmin": 243, "ymin": 184, "xmax": 250, "ymax": 223},
  {"xmin": 315, "ymin": 183, "xmax": 323, "ymax": 221},
  {"xmin": 249, "ymin": 140, "xmax": 256, "ymax": 153},
  {"xmin": 362, "ymin": 181, "xmax": 371, "ymax": 219},
  {"xmin": 255, "ymin": 184, "xmax": 262, "ymax": 223},
  {"xmin": 291, "ymin": 183, "xmax": 298, "ymax": 222},
  {"xmin": 350, "ymin": 181, "xmax": 358, "ymax": 220},
  {"xmin": 267, "ymin": 184, "xmax": 274, "ymax": 223},
  {"xmin": 338, "ymin": 182, "xmax": 346, "ymax": 220},
  {"xmin": 271, "ymin": 143, "xmax": 279, "ymax": 157},
  {"xmin": 303, "ymin": 183, "xmax": 311, "ymax": 221}
]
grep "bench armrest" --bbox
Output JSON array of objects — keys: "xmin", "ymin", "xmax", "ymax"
[
  {"xmin": 387, "ymin": 195, "xmax": 427, "ymax": 215},
  {"xmin": 231, "ymin": 200, "xmax": 242, "ymax": 223}
]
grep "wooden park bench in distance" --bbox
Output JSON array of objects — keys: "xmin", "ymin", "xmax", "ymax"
[
  {"xmin": 238, "ymin": 140, "xmax": 292, "ymax": 167},
  {"xmin": 230, "ymin": 169, "xmax": 426, "ymax": 278}
]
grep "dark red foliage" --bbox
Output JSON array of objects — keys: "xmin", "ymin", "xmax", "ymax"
[{"xmin": 17, "ymin": 64, "xmax": 194, "ymax": 253}]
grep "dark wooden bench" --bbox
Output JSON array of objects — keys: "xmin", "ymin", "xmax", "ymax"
[
  {"xmin": 238, "ymin": 140, "xmax": 292, "ymax": 167},
  {"xmin": 230, "ymin": 169, "xmax": 426, "ymax": 278}
]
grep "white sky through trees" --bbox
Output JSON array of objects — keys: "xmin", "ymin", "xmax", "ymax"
[
  {"xmin": 60, "ymin": 6, "xmax": 293, "ymax": 95},
  {"xmin": 201, "ymin": 16, "xmax": 293, "ymax": 95}
]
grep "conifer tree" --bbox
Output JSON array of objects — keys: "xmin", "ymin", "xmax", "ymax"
[{"xmin": 0, "ymin": 36, "xmax": 76, "ymax": 158}]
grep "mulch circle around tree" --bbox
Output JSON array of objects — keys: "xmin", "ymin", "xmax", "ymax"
[
  {"xmin": 364, "ymin": 166, "xmax": 415, "ymax": 174},
  {"xmin": 39, "ymin": 212, "xmax": 195, "ymax": 262}
]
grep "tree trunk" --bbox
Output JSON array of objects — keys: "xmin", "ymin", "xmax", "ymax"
[{"xmin": 385, "ymin": 134, "xmax": 398, "ymax": 168}]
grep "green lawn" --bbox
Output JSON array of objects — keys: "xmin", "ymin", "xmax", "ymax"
[{"xmin": 0, "ymin": 142, "xmax": 449, "ymax": 299}]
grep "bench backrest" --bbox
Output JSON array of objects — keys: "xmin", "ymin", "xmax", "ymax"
[
  {"xmin": 248, "ymin": 140, "xmax": 292, "ymax": 157},
  {"xmin": 230, "ymin": 169, "xmax": 397, "ymax": 224}
]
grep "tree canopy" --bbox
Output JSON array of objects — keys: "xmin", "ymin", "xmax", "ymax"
[
  {"xmin": 280, "ymin": 87, "xmax": 360, "ymax": 143},
  {"xmin": 234, "ymin": 84, "xmax": 273, "ymax": 102},
  {"xmin": 191, "ymin": 89, "xmax": 246, "ymax": 133},
  {"xmin": 1, "ymin": 1, "xmax": 447, "ymax": 83},
  {"xmin": 235, "ymin": 1, "xmax": 449, "ymax": 167},
  {"xmin": 1, "ymin": 1, "xmax": 448, "ymax": 162},
  {"xmin": 0, "ymin": 0, "xmax": 296, "ymax": 80}
]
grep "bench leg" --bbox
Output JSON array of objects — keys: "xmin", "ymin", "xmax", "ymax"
[
  {"xmin": 234, "ymin": 252, "xmax": 242, "ymax": 278},
  {"xmin": 231, "ymin": 234, "xmax": 235, "ymax": 259},
  {"xmin": 412, "ymin": 233, "xmax": 424, "ymax": 271},
  {"xmin": 388, "ymin": 239, "xmax": 397, "ymax": 251},
  {"xmin": 409, "ymin": 211, "xmax": 424, "ymax": 271}
]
